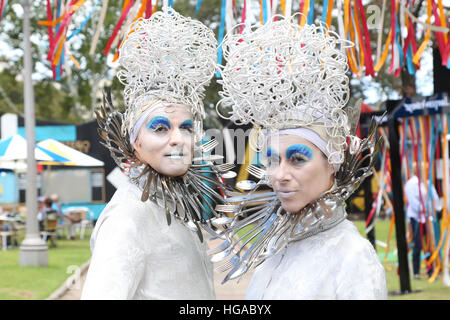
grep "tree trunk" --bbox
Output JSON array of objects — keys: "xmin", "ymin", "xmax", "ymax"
[
  {"xmin": 433, "ymin": 46, "xmax": 450, "ymax": 94},
  {"xmin": 401, "ymin": 66, "xmax": 417, "ymax": 98}
]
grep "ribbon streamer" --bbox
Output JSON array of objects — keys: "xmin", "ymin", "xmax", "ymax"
[
  {"xmin": 89, "ymin": 0, "xmax": 109, "ymax": 55},
  {"xmin": 104, "ymin": 0, "xmax": 135, "ymax": 55},
  {"xmin": 216, "ymin": 0, "xmax": 227, "ymax": 77},
  {"xmin": 67, "ymin": 0, "xmax": 101, "ymax": 41}
]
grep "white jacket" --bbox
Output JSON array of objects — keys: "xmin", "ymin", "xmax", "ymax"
[
  {"xmin": 81, "ymin": 180, "xmax": 215, "ymax": 300},
  {"xmin": 246, "ymin": 219, "xmax": 387, "ymax": 300}
]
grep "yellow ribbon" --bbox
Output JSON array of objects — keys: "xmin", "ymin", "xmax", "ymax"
[
  {"xmin": 52, "ymin": 33, "xmax": 66, "ymax": 66},
  {"xmin": 300, "ymin": 0, "xmax": 310, "ymax": 27},
  {"xmin": 38, "ymin": 0, "xmax": 87, "ymax": 26},
  {"xmin": 133, "ymin": 0, "xmax": 147, "ymax": 22},
  {"xmin": 38, "ymin": 14, "xmax": 65, "ymax": 26},
  {"xmin": 344, "ymin": 0, "xmax": 357, "ymax": 73},
  {"xmin": 280, "ymin": 0, "xmax": 286, "ymax": 16},
  {"xmin": 413, "ymin": 0, "xmax": 432, "ymax": 65},
  {"xmin": 69, "ymin": 53, "xmax": 81, "ymax": 69},
  {"xmin": 260, "ymin": 0, "xmax": 264, "ymax": 25},
  {"xmin": 374, "ymin": 29, "xmax": 392, "ymax": 72},
  {"xmin": 326, "ymin": 0, "xmax": 334, "ymax": 27}
]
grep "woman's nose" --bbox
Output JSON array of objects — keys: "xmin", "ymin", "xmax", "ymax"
[
  {"xmin": 271, "ymin": 160, "xmax": 291, "ymax": 182},
  {"xmin": 169, "ymin": 128, "xmax": 183, "ymax": 146}
]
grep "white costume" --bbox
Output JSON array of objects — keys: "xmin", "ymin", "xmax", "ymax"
[
  {"xmin": 81, "ymin": 8, "xmax": 232, "ymax": 300},
  {"xmin": 246, "ymin": 219, "xmax": 387, "ymax": 300},
  {"xmin": 81, "ymin": 181, "xmax": 215, "ymax": 299},
  {"xmin": 211, "ymin": 14, "xmax": 388, "ymax": 299}
]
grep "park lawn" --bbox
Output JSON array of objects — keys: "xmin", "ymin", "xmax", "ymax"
[
  {"xmin": 0, "ymin": 230, "xmax": 92, "ymax": 300},
  {"xmin": 2, "ymin": 217, "xmax": 450, "ymax": 300},
  {"xmin": 236, "ymin": 217, "xmax": 450, "ymax": 300},
  {"xmin": 354, "ymin": 219, "xmax": 450, "ymax": 300}
]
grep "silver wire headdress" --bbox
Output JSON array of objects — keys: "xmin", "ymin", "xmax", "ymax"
[
  {"xmin": 210, "ymin": 14, "xmax": 383, "ymax": 281},
  {"xmin": 216, "ymin": 13, "xmax": 354, "ymax": 165},
  {"xmin": 210, "ymin": 117, "xmax": 382, "ymax": 282},
  {"xmin": 97, "ymin": 90, "xmax": 238, "ymax": 243},
  {"xmin": 96, "ymin": 9, "xmax": 235, "ymax": 242},
  {"xmin": 117, "ymin": 6, "xmax": 218, "ymax": 142}
]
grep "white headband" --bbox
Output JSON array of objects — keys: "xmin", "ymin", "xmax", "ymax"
[
  {"xmin": 268, "ymin": 128, "xmax": 340, "ymax": 173},
  {"xmin": 129, "ymin": 102, "xmax": 170, "ymax": 145}
]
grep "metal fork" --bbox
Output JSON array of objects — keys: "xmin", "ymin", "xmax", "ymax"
[
  {"xmin": 209, "ymin": 240, "xmax": 229, "ymax": 256},
  {"xmin": 215, "ymin": 230, "xmax": 260, "ymax": 272},
  {"xmin": 246, "ymin": 165, "xmax": 266, "ymax": 179},
  {"xmin": 210, "ymin": 206, "xmax": 272, "ymax": 258},
  {"xmin": 214, "ymin": 204, "xmax": 236, "ymax": 213},
  {"xmin": 201, "ymin": 139, "xmax": 219, "ymax": 153},
  {"xmin": 210, "ymin": 216, "xmax": 234, "ymax": 225},
  {"xmin": 215, "ymin": 163, "xmax": 235, "ymax": 172}
]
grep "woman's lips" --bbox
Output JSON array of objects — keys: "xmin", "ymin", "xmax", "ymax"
[
  {"xmin": 165, "ymin": 151, "xmax": 186, "ymax": 159},
  {"xmin": 275, "ymin": 190, "xmax": 297, "ymax": 199},
  {"xmin": 165, "ymin": 154, "xmax": 184, "ymax": 159}
]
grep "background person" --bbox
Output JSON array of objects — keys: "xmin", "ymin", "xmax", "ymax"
[{"xmin": 404, "ymin": 163, "xmax": 440, "ymax": 280}]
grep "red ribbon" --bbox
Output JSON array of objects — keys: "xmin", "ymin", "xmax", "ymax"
[
  {"xmin": 46, "ymin": 0, "xmax": 77, "ymax": 62},
  {"xmin": 0, "ymin": 0, "xmax": 4, "ymax": 23},
  {"xmin": 444, "ymin": 41, "xmax": 450, "ymax": 66},
  {"xmin": 145, "ymin": 0, "xmax": 152, "ymax": 19},
  {"xmin": 388, "ymin": 0, "xmax": 396, "ymax": 74},
  {"xmin": 431, "ymin": 0, "xmax": 449, "ymax": 65},
  {"xmin": 45, "ymin": 0, "xmax": 56, "ymax": 79},
  {"xmin": 408, "ymin": 17, "xmax": 419, "ymax": 69},
  {"xmin": 356, "ymin": 0, "xmax": 374, "ymax": 77},
  {"xmin": 240, "ymin": 0, "xmax": 247, "ymax": 33},
  {"xmin": 402, "ymin": 20, "xmax": 413, "ymax": 68},
  {"xmin": 104, "ymin": 0, "xmax": 135, "ymax": 55}
]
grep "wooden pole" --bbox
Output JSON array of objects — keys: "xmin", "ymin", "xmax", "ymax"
[{"xmin": 387, "ymin": 100, "xmax": 412, "ymax": 293}]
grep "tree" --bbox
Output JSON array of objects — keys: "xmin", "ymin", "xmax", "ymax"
[
  {"xmin": 0, "ymin": 0, "xmax": 225, "ymax": 126},
  {"xmin": 0, "ymin": 1, "xmax": 126, "ymax": 123}
]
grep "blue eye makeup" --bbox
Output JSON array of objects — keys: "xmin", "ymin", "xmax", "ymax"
[
  {"xmin": 286, "ymin": 144, "xmax": 313, "ymax": 165},
  {"xmin": 179, "ymin": 119, "xmax": 193, "ymax": 132},
  {"xmin": 146, "ymin": 116, "xmax": 171, "ymax": 132}
]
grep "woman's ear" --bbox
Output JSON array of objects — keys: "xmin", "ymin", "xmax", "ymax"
[
  {"xmin": 133, "ymin": 139, "xmax": 143, "ymax": 164},
  {"xmin": 327, "ymin": 162, "xmax": 335, "ymax": 188}
]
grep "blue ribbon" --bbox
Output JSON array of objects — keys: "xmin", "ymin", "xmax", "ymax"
[
  {"xmin": 307, "ymin": 0, "xmax": 314, "ymax": 25},
  {"xmin": 168, "ymin": 0, "xmax": 174, "ymax": 8},
  {"xmin": 262, "ymin": 0, "xmax": 268, "ymax": 24},
  {"xmin": 321, "ymin": 0, "xmax": 328, "ymax": 23},
  {"xmin": 195, "ymin": 0, "xmax": 203, "ymax": 16},
  {"xmin": 216, "ymin": 0, "xmax": 227, "ymax": 78},
  {"xmin": 67, "ymin": 0, "xmax": 101, "ymax": 41},
  {"xmin": 394, "ymin": 11, "xmax": 404, "ymax": 69},
  {"xmin": 406, "ymin": 45, "xmax": 415, "ymax": 75},
  {"xmin": 1, "ymin": 0, "xmax": 8, "ymax": 20}
]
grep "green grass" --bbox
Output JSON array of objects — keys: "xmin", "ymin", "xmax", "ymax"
[
  {"xmin": 0, "ymin": 230, "xmax": 92, "ymax": 300},
  {"xmin": 354, "ymin": 219, "xmax": 450, "ymax": 300},
  {"xmin": 2, "ymin": 218, "xmax": 450, "ymax": 300},
  {"xmin": 236, "ymin": 217, "xmax": 450, "ymax": 300}
]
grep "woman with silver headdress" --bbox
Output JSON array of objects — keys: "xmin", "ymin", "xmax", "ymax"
[
  {"xmin": 211, "ymin": 14, "xmax": 388, "ymax": 300},
  {"xmin": 81, "ymin": 8, "xmax": 234, "ymax": 300}
]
